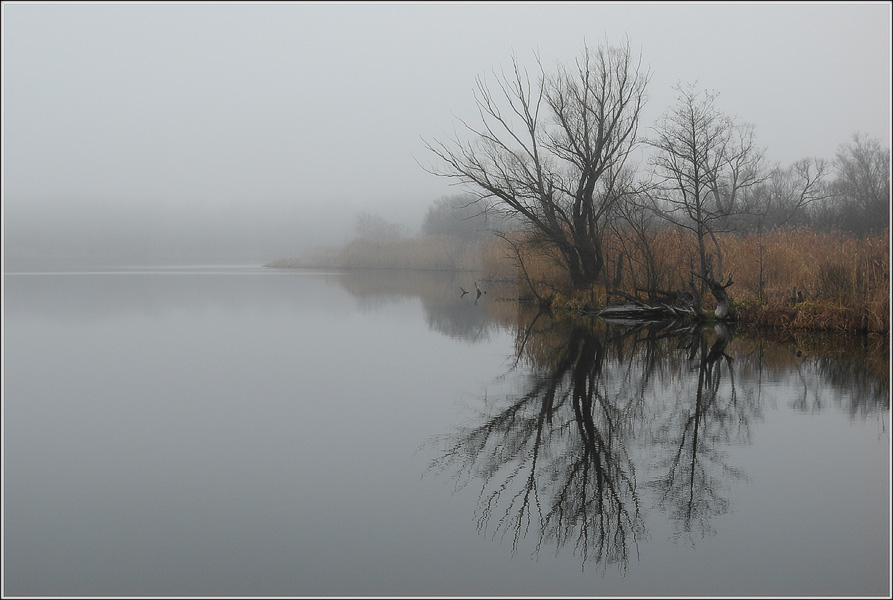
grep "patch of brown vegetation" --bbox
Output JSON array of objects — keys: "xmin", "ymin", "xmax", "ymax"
[{"xmin": 484, "ymin": 228, "xmax": 889, "ymax": 333}]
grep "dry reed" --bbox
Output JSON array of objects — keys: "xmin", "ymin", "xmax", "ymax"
[
  {"xmin": 485, "ymin": 228, "xmax": 890, "ymax": 333},
  {"xmin": 267, "ymin": 226, "xmax": 888, "ymax": 333}
]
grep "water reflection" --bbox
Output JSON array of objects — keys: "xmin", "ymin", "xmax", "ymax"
[
  {"xmin": 425, "ymin": 311, "xmax": 889, "ymax": 571},
  {"xmin": 5, "ymin": 267, "xmax": 887, "ymax": 594},
  {"xmin": 643, "ymin": 323, "xmax": 751, "ymax": 542},
  {"xmin": 323, "ymin": 269, "xmax": 518, "ymax": 343},
  {"xmin": 430, "ymin": 318, "xmax": 648, "ymax": 570}
]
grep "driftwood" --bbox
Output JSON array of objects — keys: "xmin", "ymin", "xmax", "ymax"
[
  {"xmin": 599, "ymin": 304, "xmax": 698, "ymax": 321},
  {"xmin": 598, "ymin": 290, "xmax": 698, "ymax": 321}
]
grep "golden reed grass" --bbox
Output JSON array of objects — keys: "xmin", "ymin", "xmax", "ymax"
[{"xmin": 483, "ymin": 228, "xmax": 889, "ymax": 333}]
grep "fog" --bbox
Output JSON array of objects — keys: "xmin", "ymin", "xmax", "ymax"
[{"xmin": 3, "ymin": 2, "xmax": 890, "ymax": 267}]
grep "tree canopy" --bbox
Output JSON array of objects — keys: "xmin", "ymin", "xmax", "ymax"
[{"xmin": 426, "ymin": 40, "xmax": 651, "ymax": 289}]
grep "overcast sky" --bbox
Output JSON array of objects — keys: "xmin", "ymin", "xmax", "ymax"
[{"xmin": 3, "ymin": 1, "xmax": 890, "ymax": 264}]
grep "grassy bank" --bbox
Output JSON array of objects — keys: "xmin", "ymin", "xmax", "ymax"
[
  {"xmin": 267, "ymin": 227, "xmax": 888, "ymax": 333},
  {"xmin": 481, "ymin": 228, "xmax": 889, "ymax": 333}
]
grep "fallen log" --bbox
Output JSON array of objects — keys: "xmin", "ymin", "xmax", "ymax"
[{"xmin": 598, "ymin": 303, "xmax": 698, "ymax": 321}]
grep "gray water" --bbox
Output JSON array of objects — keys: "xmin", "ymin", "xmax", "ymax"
[{"xmin": 3, "ymin": 265, "xmax": 890, "ymax": 597}]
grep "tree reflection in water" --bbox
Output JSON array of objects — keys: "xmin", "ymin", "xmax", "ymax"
[
  {"xmin": 324, "ymin": 271, "xmax": 886, "ymax": 570},
  {"xmin": 427, "ymin": 312, "xmax": 889, "ymax": 571},
  {"xmin": 428, "ymin": 316, "xmax": 653, "ymax": 571},
  {"xmin": 643, "ymin": 322, "xmax": 752, "ymax": 543}
]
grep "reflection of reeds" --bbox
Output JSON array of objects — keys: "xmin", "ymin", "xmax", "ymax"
[
  {"xmin": 727, "ymin": 327, "xmax": 890, "ymax": 407},
  {"xmin": 484, "ymin": 228, "xmax": 890, "ymax": 333},
  {"xmin": 506, "ymin": 312, "xmax": 889, "ymax": 416}
]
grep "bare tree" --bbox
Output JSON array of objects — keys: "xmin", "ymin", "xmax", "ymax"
[
  {"xmin": 751, "ymin": 158, "xmax": 829, "ymax": 230},
  {"xmin": 421, "ymin": 194, "xmax": 492, "ymax": 240},
  {"xmin": 744, "ymin": 158, "xmax": 829, "ymax": 302},
  {"xmin": 827, "ymin": 132, "xmax": 891, "ymax": 236},
  {"xmin": 610, "ymin": 188, "xmax": 669, "ymax": 299},
  {"xmin": 353, "ymin": 211, "xmax": 405, "ymax": 241},
  {"xmin": 648, "ymin": 83, "xmax": 766, "ymax": 319},
  {"xmin": 424, "ymin": 40, "xmax": 651, "ymax": 290}
]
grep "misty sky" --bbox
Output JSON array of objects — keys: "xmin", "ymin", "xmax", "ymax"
[{"xmin": 2, "ymin": 2, "xmax": 891, "ymax": 264}]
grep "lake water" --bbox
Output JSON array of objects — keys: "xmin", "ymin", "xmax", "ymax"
[{"xmin": 3, "ymin": 265, "xmax": 890, "ymax": 597}]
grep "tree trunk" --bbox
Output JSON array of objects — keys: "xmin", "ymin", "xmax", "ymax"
[
  {"xmin": 690, "ymin": 269, "xmax": 735, "ymax": 321},
  {"xmin": 560, "ymin": 241, "xmax": 604, "ymax": 290},
  {"xmin": 574, "ymin": 234, "xmax": 604, "ymax": 289},
  {"xmin": 704, "ymin": 276, "xmax": 734, "ymax": 320},
  {"xmin": 710, "ymin": 284, "xmax": 732, "ymax": 320}
]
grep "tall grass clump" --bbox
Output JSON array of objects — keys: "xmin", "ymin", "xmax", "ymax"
[
  {"xmin": 724, "ymin": 229, "xmax": 889, "ymax": 333},
  {"xmin": 486, "ymin": 227, "xmax": 889, "ymax": 333}
]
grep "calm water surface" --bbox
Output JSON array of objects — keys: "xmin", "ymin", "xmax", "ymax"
[{"xmin": 3, "ymin": 265, "xmax": 890, "ymax": 596}]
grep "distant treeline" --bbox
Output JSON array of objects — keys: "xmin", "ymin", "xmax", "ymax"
[{"xmin": 267, "ymin": 195, "xmax": 493, "ymax": 271}]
